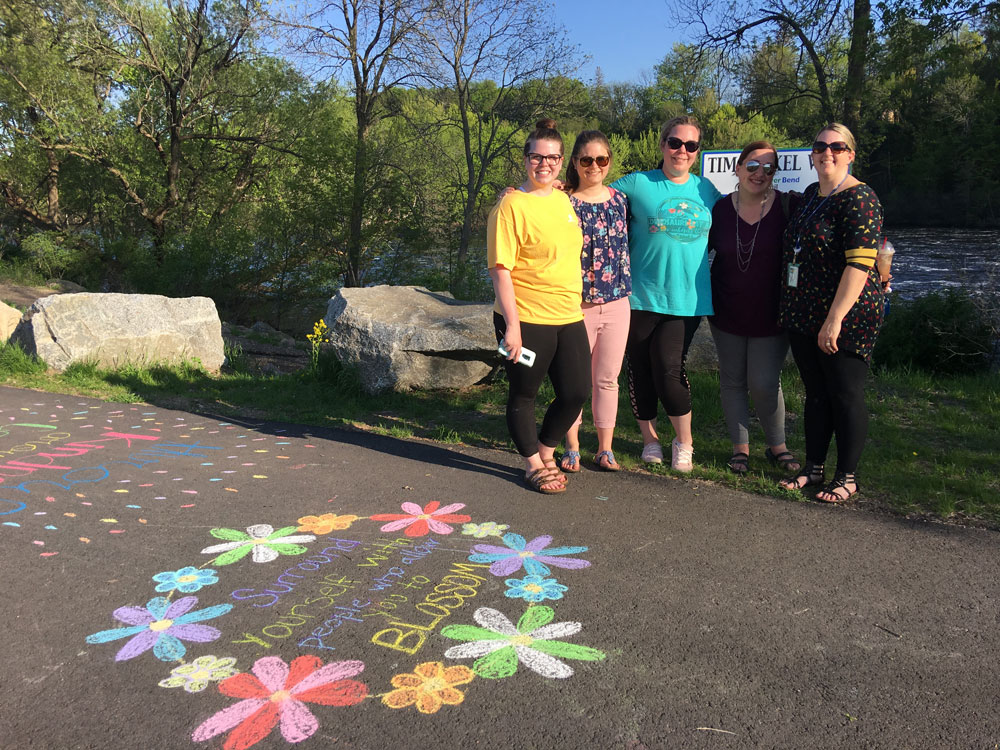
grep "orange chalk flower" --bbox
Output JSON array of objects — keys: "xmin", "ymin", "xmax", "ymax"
[
  {"xmin": 296, "ymin": 513, "xmax": 359, "ymax": 534},
  {"xmin": 381, "ymin": 661, "xmax": 474, "ymax": 714}
]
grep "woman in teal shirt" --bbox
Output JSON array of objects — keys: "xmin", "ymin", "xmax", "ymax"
[{"xmin": 612, "ymin": 115, "xmax": 722, "ymax": 472}]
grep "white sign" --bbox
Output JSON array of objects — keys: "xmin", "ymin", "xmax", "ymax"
[{"xmin": 701, "ymin": 148, "xmax": 816, "ymax": 196}]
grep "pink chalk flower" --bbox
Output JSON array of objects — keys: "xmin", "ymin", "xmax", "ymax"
[
  {"xmin": 370, "ymin": 500, "xmax": 471, "ymax": 537},
  {"xmin": 192, "ymin": 656, "xmax": 366, "ymax": 750}
]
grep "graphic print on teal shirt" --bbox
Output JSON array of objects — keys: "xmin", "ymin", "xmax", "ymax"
[{"xmin": 647, "ymin": 196, "xmax": 712, "ymax": 242}]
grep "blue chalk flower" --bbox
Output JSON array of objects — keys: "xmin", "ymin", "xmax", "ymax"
[
  {"xmin": 152, "ymin": 566, "xmax": 219, "ymax": 593},
  {"xmin": 504, "ymin": 574, "xmax": 568, "ymax": 603}
]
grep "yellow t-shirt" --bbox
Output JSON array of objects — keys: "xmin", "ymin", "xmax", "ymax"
[{"xmin": 487, "ymin": 190, "xmax": 584, "ymax": 325}]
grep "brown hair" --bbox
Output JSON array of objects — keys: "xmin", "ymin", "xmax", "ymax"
[
  {"xmin": 659, "ymin": 115, "xmax": 702, "ymax": 146},
  {"xmin": 737, "ymin": 140, "xmax": 779, "ymax": 170},
  {"xmin": 523, "ymin": 118, "xmax": 563, "ymax": 155},
  {"xmin": 815, "ymin": 122, "xmax": 856, "ymax": 152},
  {"xmin": 565, "ymin": 130, "xmax": 612, "ymax": 193}
]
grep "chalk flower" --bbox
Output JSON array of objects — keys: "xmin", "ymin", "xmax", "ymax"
[
  {"xmin": 200, "ymin": 524, "xmax": 316, "ymax": 565},
  {"xmin": 86, "ymin": 596, "xmax": 232, "ymax": 662},
  {"xmin": 469, "ymin": 533, "xmax": 590, "ymax": 577},
  {"xmin": 504, "ymin": 574, "xmax": 568, "ymax": 603},
  {"xmin": 461, "ymin": 521, "xmax": 509, "ymax": 538},
  {"xmin": 159, "ymin": 655, "xmax": 238, "ymax": 693},
  {"xmin": 191, "ymin": 656, "xmax": 366, "ymax": 749},
  {"xmin": 381, "ymin": 661, "xmax": 475, "ymax": 714},
  {"xmin": 370, "ymin": 501, "xmax": 471, "ymax": 537},
  {"xmin": 442, "ymin": 606, "xmax": 605, "ymax": 680},
  {"xmin": 296, "ymin": 513, "xmax": 359, "ymax": 534},
  {"xmin": 152, "ymin": 566, "xmax": 219, "ymax": 593}
]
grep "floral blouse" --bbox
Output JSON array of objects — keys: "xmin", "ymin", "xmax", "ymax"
[
  {"xmin": 570, "ymin": 188, "xmax": 631, "ymax": 304},
  {"xmin": 779, "ymin": 183, "xmax": 884, "ymax": 360}
]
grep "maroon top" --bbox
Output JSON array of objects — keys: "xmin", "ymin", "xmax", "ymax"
[{"xmin": 709, "ymin": 190, "xmax": 796, "ymax": 337}]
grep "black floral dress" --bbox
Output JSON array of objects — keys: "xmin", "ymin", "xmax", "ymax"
[{"xmin": 779, "ymin": 183, "xmax": 884, "ymax": 360}]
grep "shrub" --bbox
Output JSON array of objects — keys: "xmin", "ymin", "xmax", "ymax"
[{"xmin": 874, "ymin": 290, "xmax": 997, "ymax": 374}]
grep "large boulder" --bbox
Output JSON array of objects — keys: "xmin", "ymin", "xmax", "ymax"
[
  {"xmin": 0, "ymin": 301, "xmax": 22, "ymax": 342},
  {"xmin": 13, "ymin": 293, "xmax": 225, "ymax": 373},
  {"xmin": 325, "ymin": 286, "xmax": 496, "ymax": 393}
]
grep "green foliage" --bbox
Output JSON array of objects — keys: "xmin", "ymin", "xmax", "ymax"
[
  {"xmin": 874, "ymin": 290, "xmax": 998, "ymax": 374},
  {"xmin": 20, "ymin": 231, "xmax": 101, "ymax": 286}
]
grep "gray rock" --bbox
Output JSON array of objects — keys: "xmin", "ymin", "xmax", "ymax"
[
  {"xmin": 0, "ymin": 301, "xmax": 22, "ymax": 342},
  {"xmin": 686, "ymin": 319, "xmax": 718, "ymax": 371},
  {"xmin": 325, "ymin": 286, "xmax": 496, "ymax": 393},
  {"xmin": 13, "ymin": 293, "xmax": 224, "ymax": 373}
]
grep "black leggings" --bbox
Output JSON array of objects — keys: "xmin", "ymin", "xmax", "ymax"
[
  {"xmin": 626, "ymin": 311, "xmax": 701, "ymax": 419},
  {"xmin": 788, "ymin": 331, "xmax": 870, "ymax": 474},
  {"xmin": 494, "ymin": 313, "xmax": 591, "ymax": 457}
]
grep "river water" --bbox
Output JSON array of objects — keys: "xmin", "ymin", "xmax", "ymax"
[{"xmin": 885, "ymin": 228, "xmax": 1000, "ymax": 299}]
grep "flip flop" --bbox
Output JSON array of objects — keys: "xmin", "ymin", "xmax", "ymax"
[
  {"xmin": 559, "ymin": 450, "xmax": 581, "ymax": 473},
  {"xmin": 595, "ymin": 450, "xmax": 620, "ymax": 471}
]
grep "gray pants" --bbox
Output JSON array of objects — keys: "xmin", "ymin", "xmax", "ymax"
[{"xmin": 709, "ymin": 323, "xmax": 790, "ymax": 447}]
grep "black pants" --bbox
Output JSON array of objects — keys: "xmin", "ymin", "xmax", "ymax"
[
  {"xmin": 788, "ymin": 331, "xmax": 870, "ymax": 474},
  {"xmin": 494, "ymin": 313, "xmax": 591, "ymax": 457},
  {"xmin": 626, "ymin": 311, "xmax": 701, "ymax": 419}
]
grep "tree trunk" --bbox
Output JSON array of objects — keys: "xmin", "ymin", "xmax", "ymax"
[
  {"xmin": 346, "ymin": 125, "xmax": 368, "ymax": 287},
  {"xmin": 844, "ymin": 0, "xmax": 871, "ymax": 136},
  {"xmin": 45, "ymin": 146, "xmax": 61, "ymax": 226}
]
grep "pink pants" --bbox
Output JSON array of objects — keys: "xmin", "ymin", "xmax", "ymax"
[{"xmin": 574, "ymin": 297, "xmax": 631, "ymax": 429}]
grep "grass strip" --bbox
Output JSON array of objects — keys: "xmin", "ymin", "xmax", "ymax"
[{"xmin": 0, "ymin": 344, "xmax": 997, "ymax": 528}]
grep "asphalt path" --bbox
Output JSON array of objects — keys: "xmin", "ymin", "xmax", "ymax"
[{"xmin": 1, "ymin": 385, "xmax": 997, "ymax": 750}]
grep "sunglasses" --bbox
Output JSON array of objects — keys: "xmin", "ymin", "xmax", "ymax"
[
  {"xmin": 576, "ymin": 155, "xmax": 610, "ymax": 167},
  {"xmin": 527, "ymin": 152, "xmax": 563, "ymax": 165},
  {"xmin": 743, "ymin": 160, "xmax": 777, "ymax": 175},
  {"xmin": 811, "ymin": 141, "xmax": 851, "ymax": 154},
  {"xmin": 665, "ymin": 137, "xmax": 700, "ymax": 153}
]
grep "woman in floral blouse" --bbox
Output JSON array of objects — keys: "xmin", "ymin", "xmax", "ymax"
[
  {"xmin": 557, "ymin": 130, "xmax": 632, "ymax": 472},
  {"xmin": 778, "ymin": 123, "xmax": 884, "ymax": 502}
]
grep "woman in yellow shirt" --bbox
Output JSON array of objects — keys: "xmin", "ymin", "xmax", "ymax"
[{"xmin": 488, "ymin": 119, "xmax": 590, "ymax": 494}]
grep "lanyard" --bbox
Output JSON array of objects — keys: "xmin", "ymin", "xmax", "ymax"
[{"xmin": 793, "ymin": 175, "xmax": 847, "ymax": 258}]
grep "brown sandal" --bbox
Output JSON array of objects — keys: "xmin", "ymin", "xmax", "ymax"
[{"xmin": 525, "ymin": 467, "xmax": 567, "ymax": 495}]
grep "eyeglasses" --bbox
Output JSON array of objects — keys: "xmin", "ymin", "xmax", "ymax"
[
  {"xmin": 576, "ymin": 155, "xmax": 610, "ymax": 167},
  {"xmin": 811, "ymin": 141, "xmax": 851, "ymax": 154},
  {"xmin": 743, "ymin": 160, "xmax": 777, "ymax": 175},
  {"xmin": 527, "ymin": 152, "xmax": 563, "ymax": 165},
  {"xmin": 665, "ymin": 137, "xmax": 700, "ymax": 153}
]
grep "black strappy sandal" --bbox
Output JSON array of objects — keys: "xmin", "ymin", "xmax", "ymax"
[
  {"xmin": 727, "ymin": 452, "xmax": 750, "ymax": 475},
  {"xmin": 764, "ymin": 447, "xmax": 801, "ymax": 473},
  {"xmin": 816, "ymin": 472, "xmax": 859, "ymax": 503},
  {"xmin": 778, "ymin": 461, "xmax": 825, "ymax": 491}
]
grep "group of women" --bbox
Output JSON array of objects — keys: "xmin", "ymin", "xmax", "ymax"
[{"xmin": 488, "ymin": 116, "xmax": 885, "ymax": 503}]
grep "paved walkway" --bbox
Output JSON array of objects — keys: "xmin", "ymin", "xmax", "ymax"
[{"xmin": 1, "ymin": 386, "xmax": 997, "ymax": 749}]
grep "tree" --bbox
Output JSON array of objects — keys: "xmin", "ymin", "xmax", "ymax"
[
  {"xmin": 420, "ymin": 0, "xmax": 581, "ymax": 285},
  {"xmin": 0, "ymin": 0, "xmax": 302, "ymax": 259},
  {"xmin": 282, "ymin": 0, "xmax": 428, "ymax": 287}
]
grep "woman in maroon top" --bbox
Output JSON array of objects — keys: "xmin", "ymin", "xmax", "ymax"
[{"xmin": 708, "ymin": 141, "xmax": 800, "ymax": 475}]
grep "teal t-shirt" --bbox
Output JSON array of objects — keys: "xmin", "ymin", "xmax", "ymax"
[{"xmin": 611, "ymin": 170, "xmax": 722, "ymax": 316}]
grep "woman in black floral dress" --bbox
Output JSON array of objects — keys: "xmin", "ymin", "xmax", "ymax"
[{"xmin": 778, "ymin": 123, "xmax": 884, "ymax": 502}]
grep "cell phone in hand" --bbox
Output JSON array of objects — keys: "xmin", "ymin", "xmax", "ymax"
[{"xmin": 497, "ymin": 340, "xmax": 536, "ymax": 367}]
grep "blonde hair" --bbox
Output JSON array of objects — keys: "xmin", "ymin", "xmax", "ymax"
[{"xmin": 815, "ymin": 122, "xmax": 856, "ymax": 152}]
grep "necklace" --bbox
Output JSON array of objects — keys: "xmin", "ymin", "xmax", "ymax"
[{"xmin": 734, "ymin": 187, "xmax": 770, "ymax": 273}]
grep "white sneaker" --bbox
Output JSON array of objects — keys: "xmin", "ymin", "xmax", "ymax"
[
  {"xmin": 671, "ymin": 439, "xmax": 693, "ymax": 472},
  {"xmin": 641, "ymin": 442, "xmax": 663, "ymax": 464}
]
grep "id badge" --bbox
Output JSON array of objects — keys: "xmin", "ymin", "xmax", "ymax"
[{"xmin": 787, "ymin": 263, "xmax": 800, "ymax": 288}]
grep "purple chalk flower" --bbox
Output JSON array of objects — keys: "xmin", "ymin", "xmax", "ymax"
[
  {"xmin": 86, "ymin": 596, "xmax": 232, "ymax": 662},
  {"xmin": 468, "ymin": 533, "xmax": 590, "ymax": 577}
]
